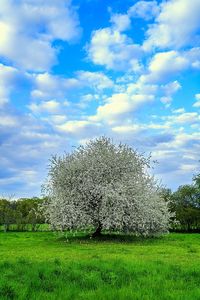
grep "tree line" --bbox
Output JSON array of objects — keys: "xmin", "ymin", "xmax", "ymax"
[
  {"xmin": 0, "ymin": 197, "xmax": 45, "ymax": 232},
  {"xmin": 161, "ymin": 174, "xmax": 200, "ymax": 232},
  {"xmin": 0, "ymin": 157, "xmax": 200, "ymax": 232},
  {"xmin": 1, "ymin": 180, "xmax": 200, "ymax": 233}
]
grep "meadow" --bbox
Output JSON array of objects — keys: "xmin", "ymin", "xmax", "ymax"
[{"xmin": 0, "ymin": 232, "xmax": 200, "ymax": 300}]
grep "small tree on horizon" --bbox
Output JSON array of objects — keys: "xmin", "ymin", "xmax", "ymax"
[{"xmin": 42, "ymin": 137, "xmax": 173, "ymax": 237}]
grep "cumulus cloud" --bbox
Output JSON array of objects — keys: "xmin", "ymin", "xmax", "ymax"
[
  {"xmin": 128, "ymin": 1, "xmax": 160, "ymax": 21},
  {"xmin": 77, "ymin": 94, "xmax": 100, "ymax": 109},
  {"xmin": 160, "ymin": 81, "xmax": 181, "ymax": 106},
  {"xmin": 76, "ymin": 71, "xmax": 114, "ymax": 90},
  {"xmin": 174, "ymin": 112, "xmax": 200, "ymax": 124},
  {"xmin": 28, "ymin": 100, "xmax": 62, "ymax": 114},
  {"xmin": 124, "ymin": 77, "xmax": 181, "ymax": 111},
  {"xmin": 193, "ymin": 94, "xmax": 200, "ymax": 108},
  {"xmin": 173, "ymin": 108, "xmax": 185, "ymax": 114},
  {"xmin": 162, "ymin": 81, "xmax": 181, "ymax": 95},
  {"xmin": 31, "ymin": 71, "xmax": 113, "ymax": 103},
  {"xmin": 87, "ymin": 27, "xmax": 143, "ymax": 71},
  {"xmin": 89, "ymin": 93, "xmax": 154, "ymax": 123},
  {"xmin": 140, "ymin": 49, "xmax": 200, "ymax": 84},
  {"xmin": 56, "ymin": 120, "xmax": 102, "ymax": 139},
  {"xmin": 31, "ymin": 72, "xmax": 80, "ymax": 100},
  {"xmin": 145, "ymin": 51, "xmax": 189, "ymax": 83},
  {"xmin": 163, "ymin": 111, "xmax": 200, "ymax": 125},
  {"xmin": 144, "ymin": 0, "xmax": 200, "ymax": 50},
  {"xmin": 110, "ymin": 13, "xmax": 131, "ymax": 32},
  {"xmin": 112, "ymin": 124, "xmax": 143, "ymax": 134},
  {"xmin": 127, "ymin": 80, "xmax": 158, "ymax": 95},
  {"xmin": 0, "ymin": 0, "xmax": 81, "ymax": 71}
]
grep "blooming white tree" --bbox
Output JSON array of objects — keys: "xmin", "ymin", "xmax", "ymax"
[{"xmin": 42, "ymin": 137, "xmax": 173, "ymax": 237}]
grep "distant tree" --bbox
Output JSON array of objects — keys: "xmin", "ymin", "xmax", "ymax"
[
  {"xmin": 16, "ymin": 198, "xmax": 45, "ymax": 231},
  {"xmin": 42, "ymin": 137, "xmax": 173, "ymax": 237},
  {"xmin": 0, "ymin": 199, "xmax": 16, "ymax": 232},
  {"xmin": 171, "ymin": 185, "xmax": 200, "ymax": 231},
  {"xmin": 174, "ymin": 185, "xmax": 199, "ymax": 207},
  {"xmin": 159, "ymin": 188, "xmax": 177, "ymax": 228},
  {"xmin": 193, "ymin": 174, "xmax": 200, "ymax": 195},
  {"xmin": 194, "ymin": 174, "xmax": 200, "ymax": 185},
  {"xmin": 159, "ymin": 188, "xmax": 173, "ymax": 206}
]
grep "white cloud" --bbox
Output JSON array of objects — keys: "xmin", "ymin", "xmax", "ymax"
[
  {"xmin": 56, "ymin": 120, "xmax": 102, "ymax": 138},
  {"xmin": 76, "ymin": 71, "xmax": 113, "ymax": 90},
  {"xmin": 89, "ymin": 93, "xmax": 154, "ymax": 123},
  {"xmin": 127, "ymin": 81, "xmax": 158, "ymax": 95},
  {"xmin": 81, "ymin": 94, "xmax": 99, "ymax": 102},
  {"xmin": 128, "ymin": 1, "xmax": 160, "ymax": 21},
  {"xmin": 173, "ymin": 132, "xmax": 200, "ymax": 147},
  {"xmin": 0, "ymin": 0, "xmax": 81, "ymax": 71},
  {"xmin": 144, "ymin": 0, "xmax": 200, "ymax": 50},
  {"xmin": 160, "ymin": 81, "xmax": 181, "ymax": 106},
  {"xmin": 150, "ymin": 131, "xmax": 200, "ymax": 185},
  {"xmin": 140, "ymin": 49, "xmax": 200, "ymax": 85},
  {"xmin": 29, "ymin": 100, "xmax": 62, "ymax": 114},
  {"xmin": 170, "ymin": 112, "xmax": 200, "ymax": 124},
  {"xmin": 160, "ymin": 96, "xmax": 172, "ymax": 107},
  {"xmin": 179, "ymin": 164, "xmax": 196, "ymax": 172},
  {"xmin": 162, "ymin": 81, "xmax": 181, "ymax": 95},
  {"xmin": 31, "ymin": 71, "xmax": 113, "ymax": 102},
  {"xmin": 77, "ymin": 94, "xmax": 100, "ymax": 109},
  {"xmin": 193, "ymin": 94, "xmax": 200, "ymax": 108},
  {"xmin": 126, "ymin": 77, "xmax": 181, "ymax": 111},
  {"xmin": 195, "ymin": 94, "xmax": 200, "ymax": 101},
  {"xmin": 110, "ymin": 13, "xmax": 131, "ymax": 32},
  {"xmin": 176, "ymin": 112, "xmax": 200, "ymax": 124},
  {"xmin": 31, "ymin": 72, "xmax": 80, "ymax": 100},
  {"xmin": 112, "ymin": 124, "xmax": 143, "ymax": 134},
  {"xmin": 49, "ymin": 115, "xmax": 68, "ymax": 124},
  {"xmin": 146, "ymin": 51, "xmax": 189, "ymax": 83},
  {"xmin": 186, "ymin": 47, "xmax": 200, "ymax": 69},
  {"xmin": 173, "ymin": 108, "xmax": 185, "ymax": 114},
  {"xmin": 87, "ymin": 27, "xmax": 143, "ymax": 71},
  {"xmin": 0, "ymin": 115, "xmax": 19, "ymax": 127},
  {"xmin": 147, "ymin": 122, "xmax": 170, "ymax": 130}
]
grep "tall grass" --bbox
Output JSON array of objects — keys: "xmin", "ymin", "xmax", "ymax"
[{"xmin": 0, "ymin": 232, "xmax": 200, "ymax": 299}]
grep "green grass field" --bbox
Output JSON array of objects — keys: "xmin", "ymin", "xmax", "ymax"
[{"xmin": 0, "ymin": 232, "xmax": 200, "ymax": 300}]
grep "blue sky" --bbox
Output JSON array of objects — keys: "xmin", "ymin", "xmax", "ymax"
[{"xmin": 0, "ymin": 0, "xmax": 200, "ymax": 198}]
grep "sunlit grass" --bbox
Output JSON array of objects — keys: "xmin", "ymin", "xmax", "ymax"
[{"xmin": 0, "ymin": 232, "xmax": 200, "ymax": 299}]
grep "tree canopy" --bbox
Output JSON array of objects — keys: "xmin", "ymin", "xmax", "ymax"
[{"xmin": 42, "ymin": 137, "xmax": 172, "ymax": 236}]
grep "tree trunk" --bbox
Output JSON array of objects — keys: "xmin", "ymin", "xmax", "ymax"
[{"xmin": 92, "ymin": 222, "xmax": 102, "ymax": 237}]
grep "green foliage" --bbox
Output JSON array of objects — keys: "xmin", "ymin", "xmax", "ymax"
[
  {"xmin": 0, "ymin": 199, "xmax": 16, "ymax": 232},
  {"xmin": 159, "ymin": 180, "xmax": 200, "ymax": 232},
  {"xmin": 170, "ymin": 184, "xmax": 200, "ymax": 231},
  {"xmin": 0, "ymin": 197, "xmax": 45, "ymax": 232},
  {"xmin": 0, "ymin": 232, "xmax": 200, "ymax": 299}
]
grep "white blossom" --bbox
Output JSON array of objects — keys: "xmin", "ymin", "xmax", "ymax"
[{"xmin": 42, "ymin": 137, "xmax": 173, "ymax": 236}]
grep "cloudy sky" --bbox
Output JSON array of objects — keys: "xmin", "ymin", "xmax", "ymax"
[{"xmin": 0, "ymin": 0, "xmax": 200, "ymax": 198}]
